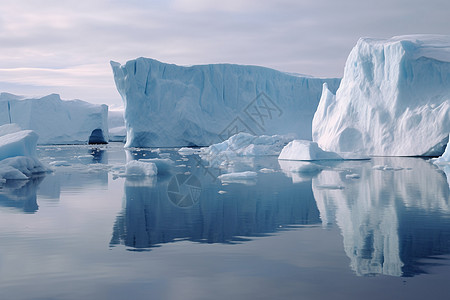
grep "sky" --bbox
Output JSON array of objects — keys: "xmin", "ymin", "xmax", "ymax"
[{"xmin": 0, "ymin": 0, "xmax": 449, "ymax": 108}]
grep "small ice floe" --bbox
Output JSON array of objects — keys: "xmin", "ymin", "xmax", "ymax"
[
  {"xmin": 178, "ymin": 147, "xmax": 197, "ymax": 156},
  {"xmin": 218, "ymin": 171, "xmax": 258, "ymax": 185},
  {"xmin": 315, "ymin": 184, "xmax": 345, "ymax": 190},
  {"xmin": 259, "ymin": 168, "xmax": 276, "ymax": 173},
  {"xmin": 345, "ymin": 173, "xmax": 360, "ymax": 179},
  {"xmin": 125, "ymin": 160, "xmax": 157, "ymax": 177},
  {"xmin": 49, "ymin": 160, "xmax": 72, "ymax": 167},
  {"xmin": 372, "ymin": 165, "xmax": 403, "ymax": 171},
  {"xmin": 139, "ymin": 158, "xmax": 174, "ymax": 175}
]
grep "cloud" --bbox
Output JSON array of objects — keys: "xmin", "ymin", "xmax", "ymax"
[{"xmin": 0, "ymin": 0, "xmax": 449, "ymax": 106}]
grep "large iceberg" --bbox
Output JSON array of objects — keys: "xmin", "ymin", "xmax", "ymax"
[
  {"xmin": 0, "ymin": 93, "xmax": 109, "ymax": 145},
  {"xmin": 313, "ymin": 35, "xmax": 450, "ymax": 156},
  {"xmin": 111, "ymin": 58, "xmax": 340, "ymax": 147}
]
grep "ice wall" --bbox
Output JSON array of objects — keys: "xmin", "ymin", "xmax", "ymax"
[
  {"xmin": 111, "ymin": 58, "xmax": 340, "ymax": 147},
  {"xmin": 313, "ymin": 35, "xmax": 450, "ymax": 156},
  {"xmin": 0, "ymin": 93, "xmax": 109, "ymax": 145}
]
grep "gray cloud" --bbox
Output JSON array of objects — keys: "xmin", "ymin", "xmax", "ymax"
[{"xmin": 0, "ymin": 0, "xmax": 449, "ymax": 106}]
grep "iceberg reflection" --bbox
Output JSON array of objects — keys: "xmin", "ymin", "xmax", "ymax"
[
  {"xmin": 313, "ymin": 157, "xmax": 450, "ymax": 277},
  {"xmin": 0, "ymin": 176, "xmax": 45, "ymax": 213},
  {"xmin": 110, "ymin": 167, "xmax": 321, "ymax": 250}
]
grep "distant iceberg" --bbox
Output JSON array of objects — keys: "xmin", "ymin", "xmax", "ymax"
[
  {"xmin": 313, "ymin": 35, "xmax": 450, "ymax": 156},
  {"xmin": 111, "ymin": 58, "xmax": 340, "ymax": 147},
  {"xmin": 0, "ymin": 93, "xmax": 109, "ymax": 145}
]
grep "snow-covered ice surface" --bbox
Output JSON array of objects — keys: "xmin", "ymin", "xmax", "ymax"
[
  {"xmin": 111, "ymin": 58, "xmax": 340, "ymax": 147},
  {"xmin": 0, "ymin": 93, "xmax": 109, "ymax": 145},
  {"xmin": 278, "ymin": 140, "xmax": 342, "ymax": 161},
  {"xmin": 313, "ymin": 35, "xmax": 450, "ymax": 156}
]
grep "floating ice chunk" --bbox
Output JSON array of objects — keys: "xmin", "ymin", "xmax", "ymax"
[
  {"xmin": 313, "ymin": 35, "xmax": 450, "ymax": 156},
  {"xmin": 125, "ymin": 160, "xmax": 157, "ymax": 177},
  {"xmin": 278, "ymin": 140, "xmax": 342, "ymax": 161},
  {"xmin": 110, "ymin": 58, "xmax": 340, "ymax": 147},
  {"xmin": 0, "ymin": 126, "xmax": 38, "ymax": 160},
  {"xmin": 259, "ymin": 168, "xmax": 276, "ymax": 173},
  {"xmin": 139, "ymin": 158, "xmax": 174, "ymax": 175},
  {"xmin": 345, "ymin": 173, "xmax": 361, "ymax": 179},
  {"xmin": 0, "ymin": 156, "xmax": 48, "ymax": 181},
  {"xmin": 205, "ymin": 132, "xmax": 291, "ymax": 157},
  {"xmin": 218, "ymin": 171, "xmax": 258, "ymax": 185},
  {"xmin": 178, "ymin": 147, "xmax": 197, "ymax": 156}
]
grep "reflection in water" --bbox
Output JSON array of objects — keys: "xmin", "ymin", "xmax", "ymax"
[
  {"xmin": 312, "ymin": 157, "xmax": 450, "ymax": 277},
  {"xmin": 110, "ymin": 167, "xmax": 321, "ymax": 249},
  {"xmin": 0, "ymin": 176, "xmax": 45, "ymax": 213}
]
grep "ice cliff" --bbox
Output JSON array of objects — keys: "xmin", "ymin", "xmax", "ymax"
[
  {"xmin": 111, "ymin": 58, "xmax": 340, "ymax": 147},
  {"xmin": 0, "ymin": 93, "xmax": 109, "ymax": 145},
  {"xmin": 313, "ymin": 35, "xmax": 450, "ymax": 156}
]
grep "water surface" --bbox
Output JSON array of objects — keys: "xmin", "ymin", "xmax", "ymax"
[{"xmin": 0, "ymin": 143, "xmax": 449, "ymax": 300}]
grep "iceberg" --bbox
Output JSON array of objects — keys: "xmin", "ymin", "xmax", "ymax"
[
  {"xmin": 278, "ymin": 140, "xmax": 342, "ymax": 161},
  {"xmin": 313, "ymin": 35, "xmax": 450, "ymax": 156},
  {"xmin": 0, "ymin": 124, "xmax": 49, "ymax": 182},
  {"xmin": 0, "ymin": 93, "xmax": 109, "ymax": 145},
  {"xmin": 111, "ymin": 58, "xmax": 340, "ymax": 147}
]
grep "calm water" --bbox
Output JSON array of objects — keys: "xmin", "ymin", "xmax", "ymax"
[{"xmin": 0, "ymin": 143, "xmax": 449, "ymax": 300}]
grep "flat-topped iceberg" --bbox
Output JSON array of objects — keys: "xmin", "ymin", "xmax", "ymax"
[
  {"xmin": 0, "ymin": 93, "xmax": 109, "ymax": 145},
  {"xmin": 313, "ymin": 35, "xmax": 450, "ymax": 156},
  {"xmin": 111, "ymin": 58, "xmax": 340, "ymax": 147}
]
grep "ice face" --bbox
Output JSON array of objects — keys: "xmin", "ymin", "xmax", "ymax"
[
  {"xmin": 0, "ymin": 93, "xmax": 109, "ymax": 145},
  {"xmin": 111, "ymin": 58, "xmax": 340, "ymax": 148},
  {"xmin": 313, "ymin": 35, "xmax": 450, "ymax": 156}
]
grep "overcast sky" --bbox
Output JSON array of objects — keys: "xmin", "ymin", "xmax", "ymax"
[{"xmin": 0, "ymin": 0, "xmax": 449, "ymax": 107}]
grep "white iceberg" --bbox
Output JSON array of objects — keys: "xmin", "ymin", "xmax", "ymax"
[
  {"xmin": 278, "ymin": 140, "xmax": 342, "ymax": 161},
  {"xmin": 111, "ymin": 58, "xmax": 340, "ymax": 147},
  {"xmin": 0, "ymin": 124, "xmax": 49, "ymax": 182},
  {"xmin": 313, "ymin": 35, "xmax": 450, "ymax": 156},
  {"xmin": 0, "ymin": 93, "xmax": 109, "ymax": 145}
]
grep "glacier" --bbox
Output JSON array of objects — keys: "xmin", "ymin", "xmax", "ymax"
[
  {"xmin": 312, "ymin": 35, "xmax": 450, "ymax": 156},
  {"xmin": 111, "ymin": 58, "xmax": 340, "ymax": 148},
  {"xmin": 0, "ymin": 93, "xmax": 109, "ymax": 145}
]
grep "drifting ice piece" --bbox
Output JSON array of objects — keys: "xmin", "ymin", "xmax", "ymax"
[
  {"xmin": 111, "ymin": 58, "xmax": 340, "ymax": 147},
  {"xmin": 278, "ymin": 140, "xmax": 342, "ymax": 161},
  {"xmin": 312, "ymin": 35, "xmax": 450, "ymax": 156},
  {"xmin": 0, "ymin": 93, "xmax": 109, "ymax": 145}
]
